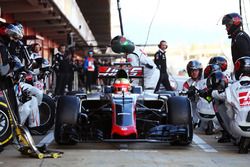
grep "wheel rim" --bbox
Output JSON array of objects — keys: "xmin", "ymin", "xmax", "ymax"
[
  {"xmin": 0, "ymin": 110, "xmax": 9, "ymax": 137},
  {"xmin": 38, "ymin": 102, "xmax": 52, "ymax": 126}
]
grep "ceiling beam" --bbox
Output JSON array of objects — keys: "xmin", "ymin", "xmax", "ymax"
[
  {"xmin": 46, "ymin": 35, "xmax": 67, "ymax": 39},
  {"xmin": 26, "ymin": 22, "xmax": 67, "ymax": 28},
  {"xmin": 37, "ymin": 27, "xmax": 71, "ymax": 33},
  {"xmin": 15, "ymin": 15, "xmax": 61, "ymax": 21},
  {"xmin": 2, "ymin": 6, "xmax": 53, "ymax": 13}
]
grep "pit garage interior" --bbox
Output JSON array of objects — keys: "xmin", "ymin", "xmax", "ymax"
[{"xmin": 0, "ymin": 0, "xmax": 111, "ymax": 57}]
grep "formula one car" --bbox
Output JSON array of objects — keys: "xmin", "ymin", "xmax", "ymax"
[{"xmin": 54, "ymin": 65, "xmax": 193, "ymax": 146}]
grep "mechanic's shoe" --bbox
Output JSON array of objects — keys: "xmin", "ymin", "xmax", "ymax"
[
  {"xmin": 238, "ymin": 137, "xmax": 249, "ymax": 154},
  {"xmin": 238, "ymin": 146, "xmax": 248, "ymax": 154},
  {"xmin": 205, "ymin": 120, "xmax": 214, "ymax": 135},
  {"xmin": 0, "ymin": 146, "xmax": 4, "ymax": 153},
  {"xmin": 217, "ymin": 131, "xmax": 231, "ymax": 143},
  {"xmin": 205, "ymin": 128, "xmax": 214, "ymax": 135}
]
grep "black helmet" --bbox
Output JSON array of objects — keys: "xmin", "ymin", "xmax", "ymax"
[
  {"xmin": 208, "ymin": 56, "xmax": 228, "ymax": 72},
  {"xmin": 111, "ymin": 35, "xmax": 135, "ymax": 54},
  {"xmin": 234, "ymin": 56, "xmax": 250, "ymax": 80},
  {"xmin": 116, "ymin": 69, "xmax": 128, "ymax": 79},
  {"xmin": 222, "ymin": 13, "xmax": 242, "ymax": 36},
  {"xmin": 207, "ymin": 71, "xmax": 228, "ymax": 92},
  {"xmin": 186, "ymin": 60, "xmax": 203, "ymax": 79},
  {"xmin": 204, "ymin": 64, "xmax": 221, "ymax": 79}
]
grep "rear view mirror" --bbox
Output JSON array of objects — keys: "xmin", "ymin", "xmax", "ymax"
[
  {"xmin": 131, "ymin": 86, "xmax": 142, "ymax": 94},
  {"xmin": 104, "ymin": 86, "xmax": 114, "ymax": 93}
]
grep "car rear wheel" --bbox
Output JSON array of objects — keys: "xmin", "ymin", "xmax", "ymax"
[
  {"xmin": 28, "ymin": 94, "xmax": 55, "ymax": 135},
  {"xmin": 54, "ymin": 96, "xmax": 80, "ymax": 145},
  {"xmin": 168, "ymin": 96, "xmax": 193, "ymax": 145}
]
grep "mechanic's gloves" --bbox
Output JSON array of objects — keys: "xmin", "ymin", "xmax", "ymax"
[
  {"xmin": 198, "ymin": 88, "xmax": 213, "ymax": 103},
  {"xmin": 187, "ymin": 86, "xmax": 196, "ymax": 101},
  {"xmin": 145, "ymin": 63, "xmax": 153, "ymax": 69}
]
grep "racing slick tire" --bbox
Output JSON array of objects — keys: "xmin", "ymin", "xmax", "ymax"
[
  {"xmin": 28, "ymin": 94, "xmax": 55, "ymax": 135},
  {"xmin": 167, "ymin": 96, "xmax": 193, "ymax": 145},
  {"xmin": 66, "ymin": 90, "xmax": 85, "ymax": 96},
  {"xmin": 54, "ymin": 96, "xmax": 80, "ymax": 145},
  {"xmin": 0, "ymin": 97, "xmax": 13, "ymax": 148}
]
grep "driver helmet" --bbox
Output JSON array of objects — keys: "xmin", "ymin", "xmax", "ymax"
[
  {"xmin": 222, "ymin": 13, "xmax": 242, "ymax": 36},
  {"xmin": 206, "ymin": 71, "xmax": 228, "ymax": 93},
  {"xmin": 208, "ymin": 56, "xmax": 228, "ymax": 72},
  {"xmin": 204, "ymin": 64, "xmax": 221, "ymax": 79},
  {"xmin": 234, "ymin": 56, "xmax": 250, "ymax": 80},
  {"xmin": 186, "ymin": 60, "xmax": 203, "ymax": 80},
  {"xmin": 113, "ymin": 78, "xmax": 131, "ymax": 93}
]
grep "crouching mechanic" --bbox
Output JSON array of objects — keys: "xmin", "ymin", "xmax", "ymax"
[
  {"xmin": 183, "ymin": 60, "xmax": 203, "ymax": 127},
  {"xmin": 111, "ymin": 36, "xmax": 160, "ymax": 90},
  {"xmin": 209, "ymin": 56, "xmax": 250, "ymax": 153}
]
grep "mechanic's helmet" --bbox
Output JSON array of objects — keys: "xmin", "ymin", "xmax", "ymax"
[
  {"xmin": 111, "ymin": 35, "xmax": 135, "ymax": 54},
  {"xmin": 13, "ymin": 22, "xmax": 24, "ymax": 36},
  {"xmin": 0, "ymin": 24, "xmax": 23, "ymax": 40},
  {"xmin": 222, "ymin": 13, "xmax": 242, "ymax": 36},
  {"xmin": 40, "ymin": 58, "xmax": 51, "ymax": 73},
  {"xmin": 31, "ymin": 57, "xmax": 43, "ymax": 69},
  {"xmin": 204, "ymin": 64, "xmax": 222, "ymax": 79},
  {"xmin": 25, "ymin": 73, "xmax": 34, "ymax": 85},
  {"xmin": 186, "ymin": 60, "xmax": 203, "ymax": 80},
  {"xmin": 234, "ymin": 56, "xmax": 250, "ymax": 80},
  {"xmin": 207, "ymin": 71, "xmax": 228, "ymax": 92},
  {"xmin": 208, "ymin": 56, "xmax": 228, "ymax": 72},
  {"xmin": 41, "ymin": 58, "xmax": 51, "ymax": 68}
]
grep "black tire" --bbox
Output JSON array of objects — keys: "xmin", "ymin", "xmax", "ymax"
[
  {"xmin": 0, "ymin": 98, "xmax": 13, "ymax": 147},
  {"xmin": 54, "ymin": 96, "xmax": 80, "ymax": 145},
  {"xmin": 28, "ymin": 94, "xmax": 55, "ymax": 135},
  {"xmin": 66, "ymin": 90, "xmax": 85, "ymax": 96},
  {"xmin": 168, "ymin": 96, "xmax": 193, "ymax": 145}
]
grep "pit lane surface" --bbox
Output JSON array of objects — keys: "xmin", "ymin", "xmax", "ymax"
[{"xmin": 0, "ymin": 129, "xmax": 249, "ymax": 167}]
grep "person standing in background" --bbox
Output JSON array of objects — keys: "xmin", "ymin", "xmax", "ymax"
[
  {"xmin": 83, "ymin": 50, "xmax": 95, "ymax": 94},
  {"xmin": 53, "ymin": 44, "xmax": 70, "ymax": 95},
  {"xmin": 154, "ymin": 40, "xmax": 173, "ymax": 92}
]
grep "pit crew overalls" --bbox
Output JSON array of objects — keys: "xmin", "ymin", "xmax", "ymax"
[
  {"xmin": 127, "ymin": 47, "xmax": 160, "ymax": 89},
  {"xmin": 212, "ymin": 76, "xmax": 250, "ymax": 140}
]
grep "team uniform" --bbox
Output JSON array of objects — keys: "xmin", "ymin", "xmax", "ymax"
[
  {"xmin": 127, "ymin": 46, "xmax": 160, "ymax": 89},
  {"xmin": 154, "ymin": 49, "xmax": 172, "ymax": 92}
]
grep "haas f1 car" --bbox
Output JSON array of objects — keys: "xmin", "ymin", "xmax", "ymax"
[{"xmin": 54, "ymin": 66, "xmax": 193, "ymax": 145}]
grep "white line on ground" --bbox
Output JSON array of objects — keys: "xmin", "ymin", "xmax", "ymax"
[
  {"xmin": 37, "ymin": 131, "xmax": 54, "ymax": 147},
  {"xmin": 193, "ymin": 134, "xmax": 218, "ymax": 152},
  {"xmin": 90, "ymin": 150, "xmax": 158, "ymax": 153}
]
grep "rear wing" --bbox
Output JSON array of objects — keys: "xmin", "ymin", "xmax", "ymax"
[{"xmin": 98, "ymin": 66, "xmax": 144, "ymax": 79}]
